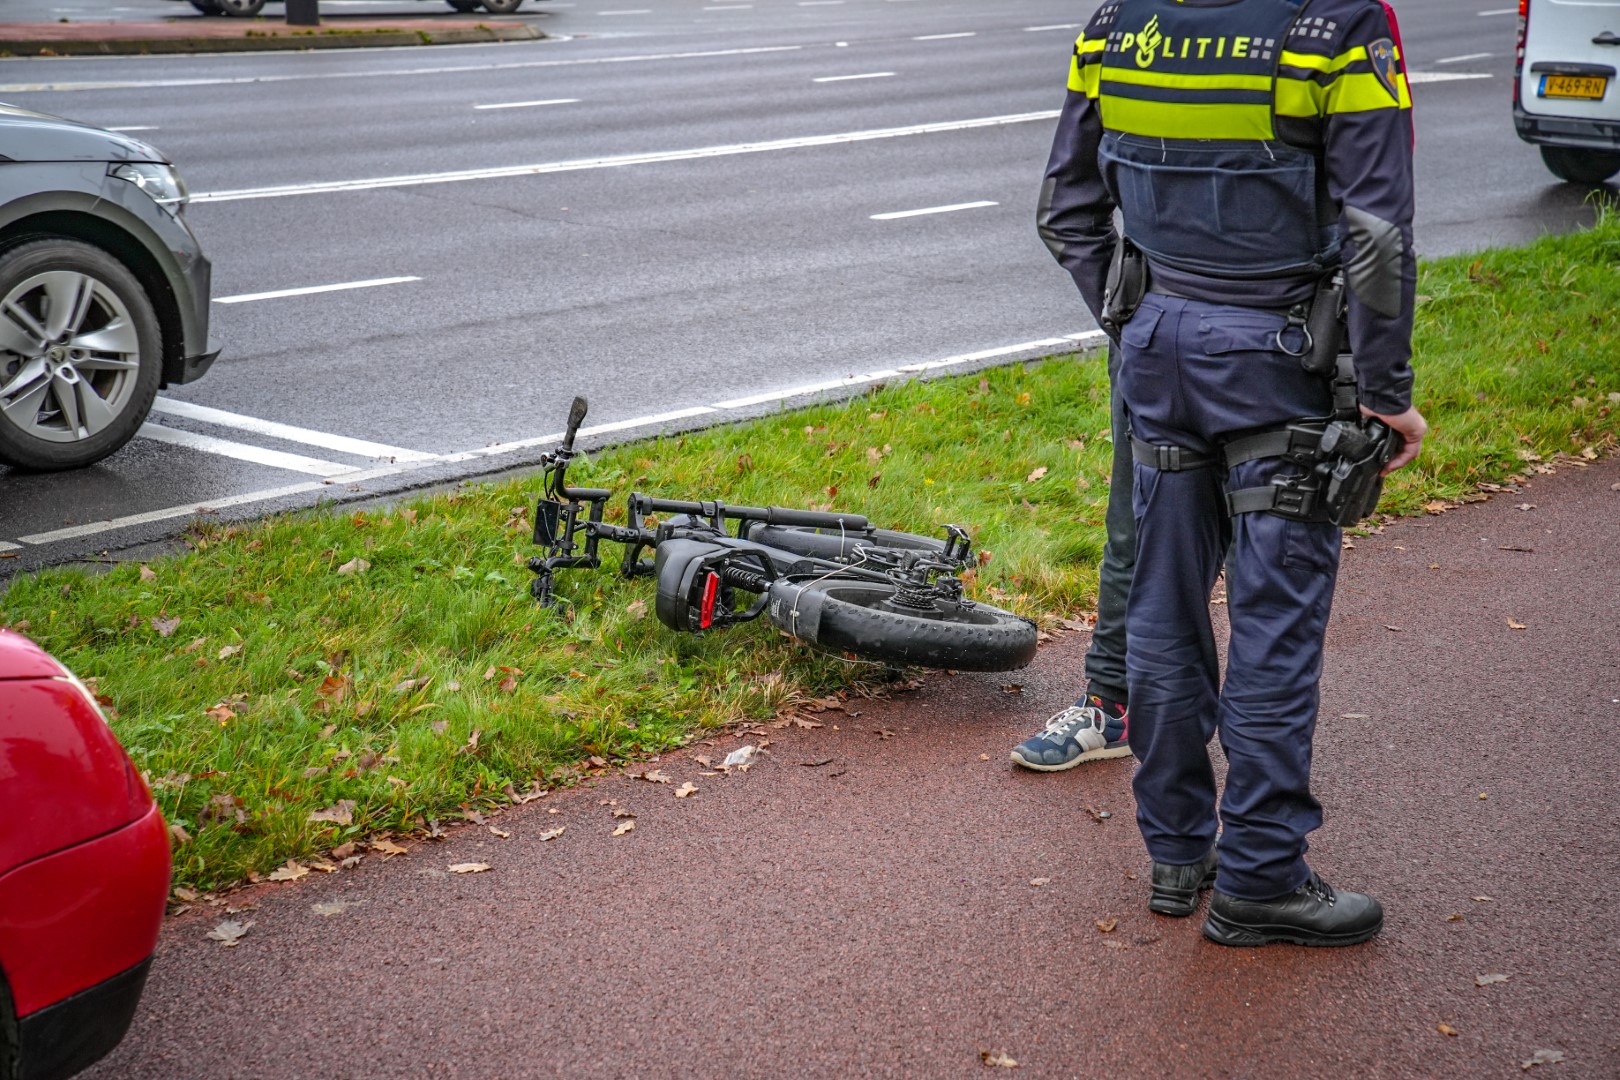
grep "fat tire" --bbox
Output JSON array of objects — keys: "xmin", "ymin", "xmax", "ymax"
[
  {"xmin": 188, "ymin": 0, "xmax": 224, "ymax": 12},
  {"xmin": 446, "ymin": 0, "xmax": 482, "ymax": 10},
  {"xmin": 1539, "ymin": 146, "xmax": 1620, "ymax": 185},
  {"xmin": 480, "ymin": 0, "xmax": 526, "ymax": 12},
  {"xmin": 745, "ymin": 524, "xmax": 947, "ymax": 561},
  {"xmin": 215, "ymin": 0, "xmax": 266, "ymax": 14},
  {"xmin": 0, "ymin": 239, "xmax": 162, "ymax": 472},
  {"xmin": 789, "ymin": 580, "xmax": 1037, "ymax": 671}
]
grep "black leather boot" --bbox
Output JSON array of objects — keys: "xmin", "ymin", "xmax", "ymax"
[
  {"xmin": 1148, "ymin": 847, "xmax": 1218, "ymax": 917},
  {"xmin": 1203, "ymin": 872, "xmax": 1384, "ymax": 947}
]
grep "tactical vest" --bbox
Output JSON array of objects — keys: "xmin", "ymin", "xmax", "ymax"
[{"xmin": 1095, "ymin": 0, "xmax": 1341, "ymax": 281}]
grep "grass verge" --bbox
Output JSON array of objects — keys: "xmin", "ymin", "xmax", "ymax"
[{"xmin": 3, "ymin": 211, "xmax": 1617, "ymax": 891}]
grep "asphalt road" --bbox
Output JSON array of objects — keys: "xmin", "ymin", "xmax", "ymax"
[{"xmin": 0, "ymin": 0, "xmax": 1608, "ymax": 568}]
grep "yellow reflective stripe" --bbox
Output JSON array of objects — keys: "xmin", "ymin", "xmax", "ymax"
[
  {"xmin": 1328, "ymin": 70, "xmax": 1411, "ymax": 112},
  {"xmin": 1069, "ymin": 54, "xmax": 1102, "ymax": 96},
  {"xmin": 1100, "ymin": 67, "xmax": 1274, "ymax": 92},
  {"xmin": 1099, "ymin": 95, "xmax": 1274, "ymax": 139},
  {"xmin": 1077, "ymin": 35, "xmax": 1107, "ymax": 55},
  {"xmin": 1279, "ymin": 43, "xmax": 1401, "ymax": 74},
  {"xmin": 1275, "ymin": 74, "xmax": 1327, "ymax": 117}
]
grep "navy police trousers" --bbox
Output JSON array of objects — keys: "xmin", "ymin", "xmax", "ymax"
[{"xmin": 1116, "ymin": 293, "xmax": 1343, "ymax": 902}]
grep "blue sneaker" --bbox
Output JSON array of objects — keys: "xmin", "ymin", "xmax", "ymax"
[{"xmin": 1009, "ymin": 696, "xmax": 1130, "ymax": 772}]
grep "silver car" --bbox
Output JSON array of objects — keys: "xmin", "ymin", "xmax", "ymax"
[
  {"xmin": 0, "ymin": 104, "xmax": 217, "ymax": 471},
  {"xmin": 1514, "ymin": 0, "xmax": 1620, "ymax": 183}
]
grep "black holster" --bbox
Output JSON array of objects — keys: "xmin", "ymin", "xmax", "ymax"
[{"xmin": 1100, "ymin": 236, "xmax": 1147, "ymax": 340}]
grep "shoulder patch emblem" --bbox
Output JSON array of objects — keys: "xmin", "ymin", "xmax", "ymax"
[{"xmin": 1368, "ymin": 38, "xmax": 1400, "ymax": 102}]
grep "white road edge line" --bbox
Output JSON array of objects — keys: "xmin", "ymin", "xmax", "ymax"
[
  {"xmin": 1025, "ymin": 24, "xmax": 1081, "ymax": 31},
  {"xmin": 148, "ymin": 398, "xmax": 439, "ymax": 462},
  {"xmin": 812, "ymin": 72, "xmax": 897, "ymax": 82},
  {"xmin": 191, "ymin": 112, "xmax": 1059, "ymax": 203},
  {"xmin": 212, "ymin": 276, "xmax": 421, "ymax": 304},
  {"xmin": 7, "ymin": 333, "xmax": 1109, "ymax": 548},
  {"xmin": 915, "ymin": 32, "xmax": 975, "ymax": 40},
  {"xmin": 0, "ymin": 541, "xmax": 20, "ymax": 553},
  {"xmin": 871, "ymin": 200, "xmax": 998, "ymax": 220},
  {"xmin": 1407, "ymin": 72, "xmax": 1494, "ymax": 83},
  {"xmin": 474, "ymin": 98, "xmax": 581, "ymax": 110},
  {"xmin": 0, "ymin": 44, "xmax": 805, "ymax": 94},
  {"xmin": 135, "ymin": 423, "xmax": 356, "ymax": 476},
  {"xmin": 1436, "ymin": 52, "xmax": 1493, "ymax": 64}
]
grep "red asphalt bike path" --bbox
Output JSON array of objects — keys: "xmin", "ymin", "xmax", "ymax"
[{"xmin": 88, "ymin": 457, "xmax": 1620, "ymax": 1079}]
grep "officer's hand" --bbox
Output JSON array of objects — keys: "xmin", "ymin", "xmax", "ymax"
[{"xmin": 1360, "ymin": 405, "xmax": 1427, "ymax": 476}]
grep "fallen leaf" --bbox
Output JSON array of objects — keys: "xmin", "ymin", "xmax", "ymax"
[
  {"xmin": 626, "ymin": 598, "xmax": 648, "ymax": 620},
  {"xmin": 980, "ymin": 1050, "xmax": 1020, "ymax": 1069},
  {"xmin": 1437, "ymin": 1023, "xmax": 1459, "ymax": 1037},
  {"xmin": 216, "ymin": 644, "xmax": 243, "ymax": 660},
  {"xmin": 340, "ymin": 855, "xmax": 363, "ymax": 869},
  {"xmin": 370, "ymin": 838, "xmax": 409, "ymax": 857},
  {"xmin": 1000, "ymin": 684, "xmax": 1024, "ymax": 694},
  {"xmin": 1026, "ymin": 466, "xmax": 1048, "ymax": 483},
  {"xmin": 1515, "ymin": 503, "xmax": 1536, "ymax": 512},
  {"xmin": 612, "ymin": 820, "xmax": 636, "ymax": 837},
  {"xmin": 1521, "ymin": 1050, "xmax": 1566, "ymax": 1070},
  {"xmin": 1030, "ymin": 878, "xmax": 1050, "ymax": 887},
  {"xmin": 505, "ymin": 781, "xmax": 546, "ymax": 804},
  {"xmin": 488, "ymin": 826, "xmax": 511, "ymax": 839},
  {"xmin": 1385, "ymin": 625, "xmax": 1404, "ymax": 632},
  {"xmin": 979, "ymin": 754, "xmax": 990, "ymax": 761},
  {"xmin": 307, "ymin": 858, "xmax": 338, "ymax": 873},
  {"xmin": 1446, "ymin": 913, "xmax": 1464, "ymax": 922},
  {"xmin": 1096, "ymin": 918, "xmax": 1118, "ymax": 933},
  {"xmin": 641, "ymin": 769, "xmax": 673, "ymax": 784},
  {"xmin": 336, "ymin": 557, "xmax": 371, "ymax": 575},
  {"xmin": 1472, "ymin": 896, "xmax": 1494, "ymax": 902},
  {"xmin": 1475, "ymin": 973, "xmax": 1510, "ymax": 986},
  {"xmin": 1479, "ymin": 792, "xmax": 1489, "ymax": 800},
  {"xmin": 447, "ymin": 862, "xmax": 491, "ymax": 874},
  {"xmin": 138, "ymin": 564, "xmax": 157, "ymax": 582},
  {"xmin": 268, "ymin": 860, "xmax": 308, "ymax": 882},
  {"xmin": 150, "ymin": 615, "xmax": 180, "ymax": 638},
  {"xmin": 538, "ymin": 827, "xmax": 566, "ymax": 841},
  {"xmin": 168, "ymin": 823, "xmax": 192, "ymax": 845},
  {"xmin": 459, "ymin": 729, "xmax": 483, "ymax": 755},
  {"xmin": 207, "ymin": 920, "xmax": 252, "ymax": 947},
  {"xmin": 1506, "ymin": 617, "xmax": 1527, "ymax": 630},
  {"xmin": 675, "ymin": 782, "xmax": 698, "ymax": 799},
  {"xmin": 173, "ymin": 887, "xmax": 200, "ymax": 903},
  {"xmin": 308, "ymin": 800, "xmax": 358, "ymax": 827}
]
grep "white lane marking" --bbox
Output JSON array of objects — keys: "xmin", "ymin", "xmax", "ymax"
[
  {"xmin": 813, "ymin": 72, "xmax": 897, "ymax": 82},
  {"xmin": 107, "ymin": 125, "xmax": 158, "ymax": 132},
  {"xmin": 1407, "ymin": 72, "xmax": 1494, "ymax": 83},
  {"xmin": 704, "ymin": 4, "xmax": 753, "ymax": 8},
  {"xmin": 1476, "ymin": 7, "xmax": 1516, "ymax": 14},
  {"xmin": 1025, "ymin": 24, "xmax": 1081, "ymax": 31},
  {"xmin": 799, "ymin": 1, "xmax": 845, "ymax": 5},
  {"xmin": 0, "ymin": 541, "xmax": 20, "ymax": 553},
  {"xmin": 136, "ymin": 424, "xmax": 355, "ymax": 476},
  {"xmin": 475, "ymin": 98, "xmax": 581, "ymax": 110},
  {"xmin": 149, "ymin": 399, "xmax": 439, "ymax": 462},
  {"xmin": 598, "ymin": 8, "xmax": 652, "ymax": 13},
  {"xmin": 190, "ymin": 112, "xmax": 1059, "ymax": 204},
  {"xmin": 871, "ymin": 200, "xmax": 998, "ymax": 220},
  {"xmin": 914, "ymin": 32, "xmax": 975, "ymax": 40},
  {"xmin": 0, "ymin": 45, "xmax": 803, "ymax": 94},
  {"xmin": 212, "ymin": 276, "xmax": 421, "ymax": 304},
  {"xmin": 7, "ymin": 335, "xmax": 1111, "ymax": 549},
  {"xmin": 1436, "ymin": 52, "xmax": 1493, "ymax": 63}
]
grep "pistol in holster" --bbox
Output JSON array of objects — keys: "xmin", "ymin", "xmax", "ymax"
[{"xmin": 1100, "ymin": 236, "xmax": 1147, "ymax": 341}]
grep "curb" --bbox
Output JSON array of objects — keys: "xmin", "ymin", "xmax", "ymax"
[{"xmin": 0, "ymin": 24, "xmax": 544, "ymax": 56}]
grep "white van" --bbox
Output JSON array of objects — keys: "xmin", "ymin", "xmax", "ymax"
[{"xmin": 1514, "ymin": 0, "xmax": 1620, "ymax": 183}]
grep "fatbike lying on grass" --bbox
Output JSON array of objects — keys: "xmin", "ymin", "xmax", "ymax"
[{"xmin": 525, "ymin": 397, "xmax": 1038, "ymax": 672}]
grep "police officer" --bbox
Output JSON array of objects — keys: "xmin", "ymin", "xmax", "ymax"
[{"xmin": 1037, "ymin": 0, "xmax": 1426, "ymax": 945}]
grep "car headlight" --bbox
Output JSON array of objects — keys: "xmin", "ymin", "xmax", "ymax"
[{"xmin": 111, "ymin": 162, "xmax": 189, "ymax": 213}]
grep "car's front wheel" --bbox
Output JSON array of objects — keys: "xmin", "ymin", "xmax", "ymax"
[
  {"xmin": 1539, "ymin": 146, "xmax": 1620, "ymax": 185},
  {"xmin": 215, "ymin": 0, "xmax": 267, "ymax": 15},
  {"xmin": 188, "ymin": 0, "xmax": 224, "ymax": 12},
  {"xmin": 480, "ymin": 0, "xmax": 526, "ymax": 13},
  {"xmin": 447, "ymin": 0, "xmax": 483, "ymax": 10},
  {"xmin": 0, "ymin": 239, "xmax": 163, "ymax": 472}
]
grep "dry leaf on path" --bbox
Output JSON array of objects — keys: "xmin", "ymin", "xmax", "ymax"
[
  {"xmin": 1475, "ymin": 973, "xmax": 1510, "ymax": 986},
  {"xmin": 1437, "ymin": 1023, "xmax": 1459, "ymax": 1037},
  {"xmin": 980, "ymin": 1050, "xmax": 1020, "ymax": 1069},
  {"xmin": 370, "ymin": 838, "xmax": 409, "ymax": 857},
  {"xmin": 1521, "ymin": 1050, "xmax": 1566, "ymax": 1070},
  {"xmin": 488, "ymin": 826, "xmax": 511, "ymax": 839},
  {"xmin": 268, "ymin": 860, "xmax": 309, "ymax": 882},
  {"xmin": 340, "ymin": 855, "xmax": 363, "ymax": 869},
  {"xmin": 612, "ymin": 820, "xmax": 636, "ymax": 837},
  {"xmin": 447, "ymin": 863, "xmax": 491, "ymax": 874},
  {"xmin": 1030, "ymin": 878, "xmax": 1050, "ymax": 887},
  {"xmin": 611, "ymin": 808, "xmax": 635, "ymax": 819},
  {"xmin": 1095, "ymin": 918, "xmax": 1118, "ymax": 933},
  {"xmin": 674, "ymin": 782, "xmax": 698, "ymax": 799},
  {"xmin": 538, "ymin": 827, "xmax": 566, "ymax": 842},
  {"xmin": 1472, "ymin": 896, "xmax": 1494, "ymax": 903},
  {"xmin": 207, "ymin": 920, "xmax": 252, "ymax": 947},
  {"xmin": 308, "ymin": 800, "xmax": 357, "ymax": 827},
  {"xmin": 641, "ymin": 769, "xmax": 673, "ymax": 784},
  {"xmin": 1506, "ymin": 617, "xmax": 1527, "ymax": 630}
]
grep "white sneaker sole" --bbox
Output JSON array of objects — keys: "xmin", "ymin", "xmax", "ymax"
[{"xmin": 1009, "ymin": 743, "xmax": 1133, "ymax": 772}]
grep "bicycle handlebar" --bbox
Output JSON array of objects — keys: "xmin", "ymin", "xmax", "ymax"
[
  {"xmin": 563, "ymin": 396, "xmax": 588, "ymax": 451},
  {"xmin": 631, "ymin": 495, "xmax": 869, "ymax": 531}
]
